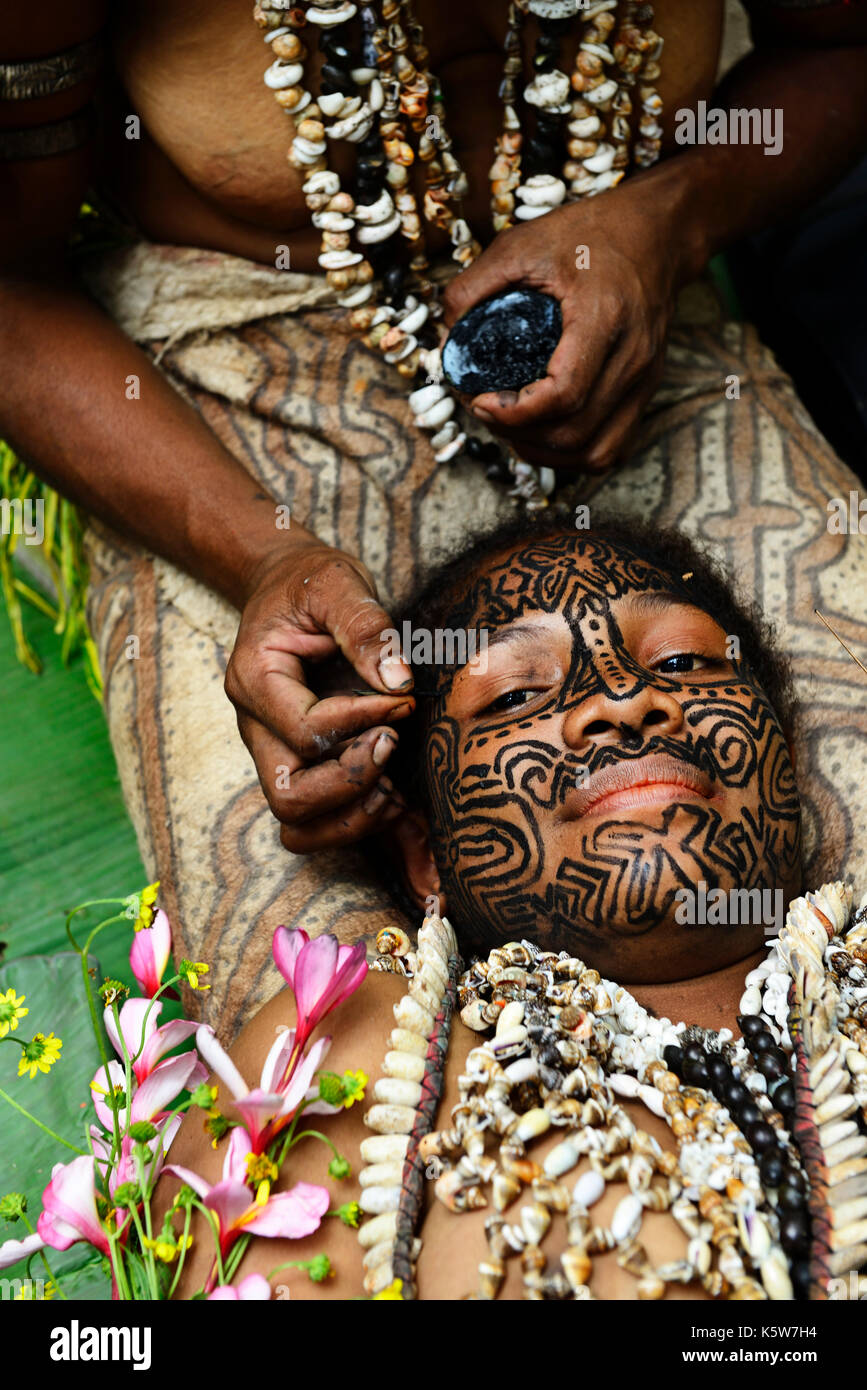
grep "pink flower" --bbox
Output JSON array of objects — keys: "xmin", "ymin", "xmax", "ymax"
[
  {"xmin": 91, "ymin": 1115, "xmax": 182, "ymax": 1199},
  {"xmin": 104, "ymin": 997, "xmax": 199, "ymax": 1085},
  {"xmin": 196, "ymin": 1025, "xmax": 335, "ymax": 1154},
  {"xmin": 130, "ymin": 909, "xmax": 172, "ymax": 998},
  {"xmin": 90, "ymin": 1051, "xmax": 206, "ymax": 1133},
  {"xmin": 272, "ymin": 929, "xmax": 367, "ymax": 1051},
  {"xmin": 37, "ymin": 1156, "xmax": 111, "ymax": 1257},
  {"xmin": 0, "ymin": 1231, "xmax": 46, "ymax": 1270},
  {"xmin": 208, "ymin": 1273, "xmax": 272, "ymax": 1301},
  {"xmin": 165, "ymin": 1128, "xmax": 329, "ymax": 1269}
]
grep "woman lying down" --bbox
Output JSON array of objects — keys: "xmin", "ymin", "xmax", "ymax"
[{"xmin": 158, "ymin": 515, "xmax": 867, "ymax": 1301}]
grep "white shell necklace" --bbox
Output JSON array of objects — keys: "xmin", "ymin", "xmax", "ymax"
[{"xmin": 356, "ymin": 882, "xmax": 867, "ymax": 1299}]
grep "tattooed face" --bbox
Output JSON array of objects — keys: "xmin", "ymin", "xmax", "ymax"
[{"xmin": 418, "ymin": 534, "xmax": 802, "ymax": 983}]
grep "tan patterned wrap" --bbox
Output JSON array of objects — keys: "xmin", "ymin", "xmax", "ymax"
[{"xmin": 79, "ymin": 241, "xmax": 867, "ymax": 1041}]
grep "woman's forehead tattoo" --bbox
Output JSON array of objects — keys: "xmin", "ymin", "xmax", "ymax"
[{"xmin": 443, "ymin": 534, "xmax": 695, "ymax": 635}]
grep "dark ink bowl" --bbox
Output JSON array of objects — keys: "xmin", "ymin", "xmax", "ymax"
[{"xmin": 441, "ymin": 287, "xmax": 563, "ymax": 397}]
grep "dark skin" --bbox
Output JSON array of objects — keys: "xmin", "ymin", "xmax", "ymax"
[
  {"xmin": 398, "ymin": 533, "xmax": 803, "ymax": 981},
  {"xmin": 159, "ymin": 536, "xmax": 801, "ymax": 1298},
  {"xmin": 2, "ymin": 3, "xmax": 866, "ymax": 854}
]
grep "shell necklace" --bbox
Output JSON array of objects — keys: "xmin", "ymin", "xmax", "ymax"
[
  {"xmin": 252, "ymin": 0, "xmax": 664, "ymax": 507},
  {"xmin": 357, "ymin": 882, "xmax": 867, "ymax": 1300}
]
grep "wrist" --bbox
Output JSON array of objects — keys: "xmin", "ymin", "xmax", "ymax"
[
  {"xmin": 630, "ymin": 156, "xmax": 715, "ymax": 291},
  {"xmin": 188, "ymin": 486, "xmax": 322, "ymax": 610},
  {"xmin": 232, "ymin": 527, "xmax": 325, "ymax": 610}
]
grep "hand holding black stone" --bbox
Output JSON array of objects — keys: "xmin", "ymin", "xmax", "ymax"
[{"xmin": 442, "ymin": 288, "xmax": 563, "ymax": 397}]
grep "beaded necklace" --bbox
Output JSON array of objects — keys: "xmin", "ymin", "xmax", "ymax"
[
  {"xmin": 252, "ymin": 0, "xmax": 664, "ymax": 507},
  {"xmin": 358, "ymin": 882, "xmax": 867, "ymax": 1299}
]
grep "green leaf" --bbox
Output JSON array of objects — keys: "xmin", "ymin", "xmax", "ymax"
[{"xmin": 0, "ymin": 950, "xmax": 110, "ymax": 1298}]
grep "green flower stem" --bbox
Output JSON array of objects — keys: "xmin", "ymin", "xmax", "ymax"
[
  {"xmin": 0, "ymin": 1083, "xmax": 86, "ymax": 1155},
  {"xmin": 125, "ymin": 1198, "xmax": 159, "ymax": 1301},
  {"xmin": 78, "ymin": 915, "xmax": 127, "ymax": 1155},
  {"xmin": 133, "ymin": 1150, "xmax": 155, "ymax": 1248},
  {"xmin": 222, "ymin": 1232, "xmax": 252, "ymax": 1286},
  {"xmin": 273, "ymin": 1099, "xmax": 312, "ymax": 1168},
  {"xmin": 19, "ymin": 1212, "xmax": 67, "ymax": 1300},
  {"xmin": 114, "ymin": 999, "xmax": 135, "ymax": 1176},
  {"xmin": 166, "ymin": 1203, "xmax": 193, "ymax": 1300},
  {"xmin": 284, "ymin": 1128, "xmax": 342, "ymax": 1162},
  {"xmin": 64, "ymin": 900, "xmax": 125, "ymax": 954},
  {"xmin": 106, "ymin": 1226, "xmax": 132, "ymax": 1302},
  {"xmin": 267, "ymin": 1256, "xmax": 324, "ymax": 1280},
  {"xmin": 198, "ymin": 1205, "xmax": 226, "ymax": 1296}
]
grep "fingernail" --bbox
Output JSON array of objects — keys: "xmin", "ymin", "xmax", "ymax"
[
  {"xmin": 379, "ymin": 656, "xmax": 413, "ymax": 690},
  {"xmin": 373, "ymin": 732, "xmax": 396, "ymax": 766},
  {"xmin": 472, "ymin": 405, "xmax": 494, "ymax": 422},
  {"xmin": 389, "ymin": 701, "xmax": 413, "ymax": 719},
  {"xmin": 498, "ymin": 391, "xmax": 518, "ymax": 409},
  {"xmin": 363, "ymin": 785, "xmax": 388, "ymax": 815}
]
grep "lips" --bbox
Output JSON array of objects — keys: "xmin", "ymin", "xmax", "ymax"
[{"xmin": 564, "ymin": 754, "xmax": 716, "ymax": 821}]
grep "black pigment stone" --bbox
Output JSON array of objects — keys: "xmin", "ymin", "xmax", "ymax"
[{"xmin": 442, "ymin": 288, "xmax": 562, "ymax": 396}]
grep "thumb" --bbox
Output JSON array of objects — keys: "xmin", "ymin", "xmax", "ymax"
[
  {"xmin": 441, "ymin": 237, "xmax": 526, "ymax": 328},
  {"xmin": 312, "ymin": 564, "xmax": 414, "ymax": 695}
]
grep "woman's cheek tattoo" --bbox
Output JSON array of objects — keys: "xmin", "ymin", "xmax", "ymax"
[{"xmin": 422, "ymin": 536, "xmax": 802, "ymax": 955}]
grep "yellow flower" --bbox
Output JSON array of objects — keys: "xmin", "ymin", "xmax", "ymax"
[
  {"xmin": 15, "ymin": 1278, "xmax": 56, "ymax": 1300},
  {"xmin": 372, "ymin": 1277, "xmax": 404, "ymax": 1300},
  {"xmin": 246, "ymin": 1153, "xmax": 278, "ymax": 1188},
  {"xmin": 246, "ymin": 1153, "xmax": 278, "ymax": 1201},
  {"xmin": 203, "ymin": 1112, "xmax": 231, "ymax": 1149},
  {"xmin": 0, "ymin": 989, "xmax": 28, "ymax": 1039},
  {"xmin": 128, "ymin": 880, "xmax": 160, "ymax": 932},
  {"xmin": 179, "ymin": 959, "xmax": 210, "ymax": 991},
  {"xmin": 17, "ymin": 1033, "xmax": 62, "ymax": 1079},
  {"xmin": 142, "ymin": 1233, "xmax": 193, "ymax": 1264},
  {"xmin": 341, "ymin": 1069, "xmax": 368, "ymax": 1108}
]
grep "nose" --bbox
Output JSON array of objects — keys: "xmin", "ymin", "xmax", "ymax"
[{"xmin": 562, "ymin": 681, "xmax": 685, "ymax": 755}]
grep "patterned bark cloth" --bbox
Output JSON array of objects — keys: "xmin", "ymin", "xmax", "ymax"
[{"xmin": 78, "ymin": 241, "xmax": 867, "ymax": 1041}]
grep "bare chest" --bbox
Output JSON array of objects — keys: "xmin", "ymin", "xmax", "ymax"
[{"xmin": 107, "ymin": 0, "xmax": 725, "ymax": 260}]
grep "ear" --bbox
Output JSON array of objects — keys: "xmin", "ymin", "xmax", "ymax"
[
  {"xmin": 387, "ymin": 809, "xmax": 447, "ymax": 915},
  {"xmin": 786, "ymin": 736, "xmax": 797, "ymax": 775}
]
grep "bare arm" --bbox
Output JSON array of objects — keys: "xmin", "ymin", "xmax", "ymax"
[
  {"xmin": 1, "ymin": 5, "xmax": 412, "ymax": 846},
  {"xmin": 444, "ymin": 7, "xmax": 867, "ymax": 471}
]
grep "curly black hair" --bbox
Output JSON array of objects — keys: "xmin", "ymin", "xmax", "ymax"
[{"xmin": 386, "ymin": 507, "xmax": 798, "ymax": 809}]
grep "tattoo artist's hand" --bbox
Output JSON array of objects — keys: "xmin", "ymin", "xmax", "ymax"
[
  {"xmin": 442, "ymin": 177, "xmax": 687, "ymax": 474},
  {"xmin": 224, "ymin": 540, "xmax": 414, "ymax": 852}
]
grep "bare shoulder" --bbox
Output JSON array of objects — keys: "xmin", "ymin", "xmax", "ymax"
[
  {"xmin": 159, "ymin": 971, "xmax": 407, "ymax": 1302},
  {"xmin": 160, "ymin": 973, "xmax": 709, "ymax": 1301}
]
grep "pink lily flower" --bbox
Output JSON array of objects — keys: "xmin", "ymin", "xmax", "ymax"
[
  {"xmin": 91, "ymin": 1114, "xmax": 182, "ymax": 1199},
  {"xmin": 165, "ymin": 1127, "xmax": 329, "ymax": 1268},
  {"xmin": 0, "ymin": 1231, "xmax": 47, "ymax": 1269},
  {"xmin": 195, "ymin": 1024, "xmax": 336, "ymax": 1153},
  {"xmin": 272, "ymin": 929, "xmax": 367, "ymax": 1052},
  {"xmin": 130, "ymin": 909, "xmax": 172, "ymax": 998},
  {"xmin": 37, "ymin": 1155, "xmax": 111, "ymax": 1257},
  {"xmin": 208, "ymin": 1272, "xmax": 272, "ymax": 1301},
  {"xmin": 104, "ymin": 997, "xmax": 200, "ymax": 1084},
  {"xmin": 90, "ymin": 1051, "xmax": 206, "ymax": 1134}
]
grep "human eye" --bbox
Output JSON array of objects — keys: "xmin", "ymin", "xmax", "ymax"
[
  {"xmin": 478, "ymin": 687, "xmax": 539, "ymax": 715},
  {"xmin": 654, "ymin": 651, "xmax": 723, "ymax": 674}
]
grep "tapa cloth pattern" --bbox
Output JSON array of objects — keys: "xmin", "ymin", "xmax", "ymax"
[{"xmin": 79, "ymin": 240, "xmax": 867, "ymax": 1040}]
